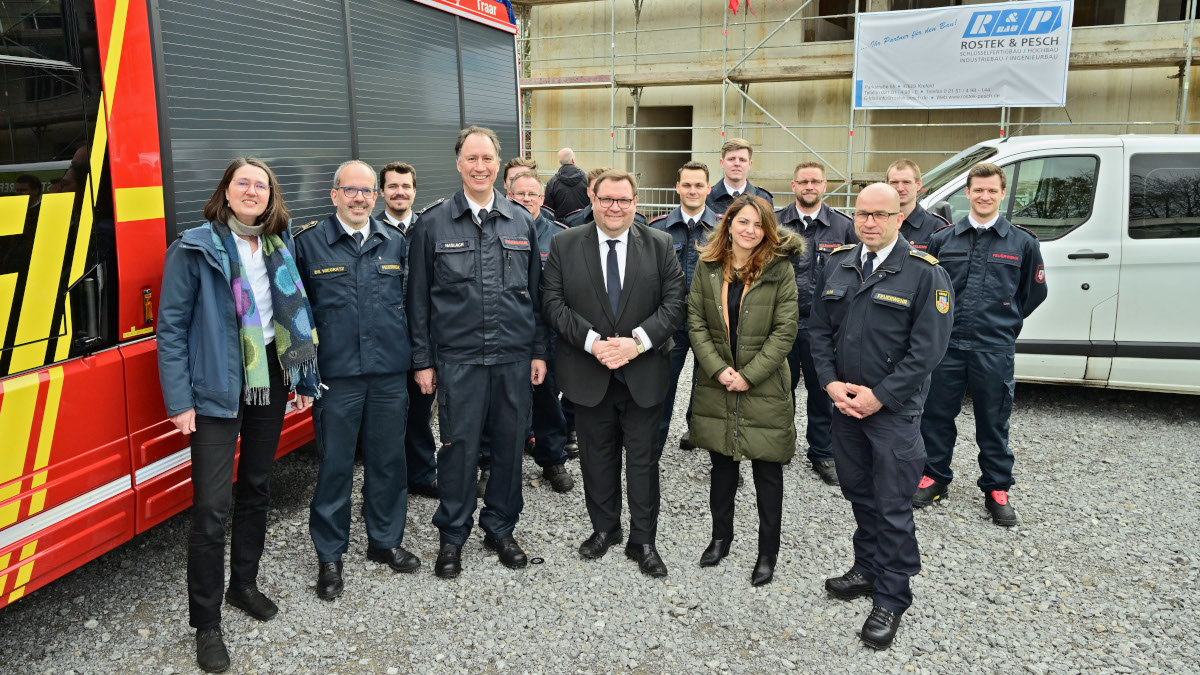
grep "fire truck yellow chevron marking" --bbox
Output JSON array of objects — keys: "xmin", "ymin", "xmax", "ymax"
[
  {"xmin": 29, "ymin": 368, "xmax": 64, "ymax": 515},
  {"xmin": 8, "ymin": 194, "xmax": 74, "ymax": 373},
  {"xmin": 103, "ymin": 0, "xmax": 131, "ymax": 119},
  {"xmin": 0, "ymin": 195, "xmax": 29, "ymax": 236},
  {"xmin": 0, "ymin": 552, "xmax": 11, "ymax": 595},
  {"xmin": 8, "ymin": 541, "xmax": 38, "ymax": 602},
  {"xmin": 0, "ymin": 373, "xmax": 39, "ymax": 529},
  {"xmin": 115, "ymin": 187, "xmax": 165, "ymax": 223}
]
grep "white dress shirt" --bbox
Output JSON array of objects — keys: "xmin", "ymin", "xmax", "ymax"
[
  {"xmin": 382, "ymin": 211, "xmax": 413, "ymax": 234},
  {"xmin": 233, "ymin": 236, "xmax": 274, "ymax": 342},
  {"xmin": 968, "ymin": 213, "xmax": 1000, "ymax": 231},
  {"xmin": 337, "ymin": 216, "xmax": 369, "ymax": 247},
  {"xmin": 723, "ymin": 179, "xmax": 748, "ymax": 196},
  {"xmin": 585, "ymin": 227, "xmax": 652, "ymax": 354},
  {"xmin": 466, "ymin": 194, "xmax": 496, "ymax": 224},
  {"xmin": 861, "ymin": 237, "xmax": 898, "ymax": 275}
]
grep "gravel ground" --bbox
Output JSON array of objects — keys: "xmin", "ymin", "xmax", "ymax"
[{"xmin": 1, "ymin": 369, "xmax": 1199, "ymax": 674}]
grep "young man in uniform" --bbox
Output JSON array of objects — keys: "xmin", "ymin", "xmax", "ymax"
[
  {"xmin": 775, "ymin": 161, "xmax": 856, "ymax": 486},
  {"xmin": 913, "ymin": 163, "xmax": 1047, "ymax": 526},
  {"xmin": 886, "ymin": 159, "xmax": 948, "ymax": 251},
  {"xmin": 809, "ymin": 183, "xmax": 953, "ymax": 650},
  {"xmin": 705, "ymin": 137, "xmax": 773, "ymax": 215}
]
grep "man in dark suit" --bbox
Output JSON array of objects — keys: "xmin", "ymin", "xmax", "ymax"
[{"xmin": 541, "ymin": 169, "xmax": 686, "ymax": 579}]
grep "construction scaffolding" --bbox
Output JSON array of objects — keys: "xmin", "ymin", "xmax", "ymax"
[{"xmin": 514, "ymin": 0, "xmax": 1200, "ymax": 214}]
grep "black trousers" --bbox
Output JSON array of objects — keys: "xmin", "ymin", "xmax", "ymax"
[
  {"xmin": 708, "ymin": 452, "xmax": 784, "ymax": 555},
  {"xmin": 786, "ymin": 329, "xmax": 834, "ymax": 464},
  {"xmin": 405, "ymin": 372, "xmax": 437, "ymax": 488},
  {"xmin": 188, "ymin": 342, "xmax": 286, "ymax": 630},
  {"xmin": 576, "ymin": 378, "xmax": 662, "ymax": 545}
]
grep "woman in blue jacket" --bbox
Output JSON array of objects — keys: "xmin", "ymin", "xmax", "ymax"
[{"xmin": 157, "ymin": 157, "xmax": 320, "ymax": 674}]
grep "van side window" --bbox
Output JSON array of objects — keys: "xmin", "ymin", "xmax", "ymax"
[
  {"xmin": 1005, "ymin": 156, "xmax": 1099, "ymax": 240},
  {"xmin": 1128, "ymin": 153, "xmax": 1200, "ymax": 240}
]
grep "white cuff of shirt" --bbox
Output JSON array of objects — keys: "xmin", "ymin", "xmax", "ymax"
[{"xmin": 586, "ymin": 328, "xmax": 653, "ymax": 353}]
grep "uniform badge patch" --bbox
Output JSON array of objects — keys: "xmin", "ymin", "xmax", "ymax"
[
  {"xmin": 935, "ymin": 290, "xmax": 950, "ymax": 314},
  {"xmin": 1036, "ymin": 265, "xmax": 1045, "ymax": 283}
]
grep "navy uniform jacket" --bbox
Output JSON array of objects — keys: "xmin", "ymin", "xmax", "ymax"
[
  {"xmin": 648, "ymin": 205, "xmax": 719, "ymax": 289},
  {"xmin": 561, "ymin": 204, "xmax": 648, "ymax": 229},
  {"xmin": 926, "ymin": 216, "xmax": 1047, "ymax": 354},
  {"xmin": 776, "ymin": 201, "xmax": 857, "ymax": 327},
  {"xmin": 533, "ymin": 212, "xmax": 568, "ymax": 268},
  {"xmin": 375, "ymin": 211, "xmax": 419, "ymax": 238},
  {"xmin": 706, "ymin": 180, "xmax": 773, "ymax": 215},
  {"xmin": 899, "ymin": 204, "xmax": 949, "ymax": 252},
  {"xmin": 809, "ymin": 240, "xmax": 954, "ymax": 415},
  {"xmin": 290, "ymin": 216, "xmax": 410, "ymax": 377},
  {"xmin": 407, "ymin": 189, "xmax": 547, "ymax": 370}
]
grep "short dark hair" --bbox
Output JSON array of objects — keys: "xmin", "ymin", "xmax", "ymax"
[
  {"xmin": 593, "ymin": 169, "xmax": 638, "ymax": 197},
  {"xmin": 677, "ymin": 161, "xmax": 710, "ymax": 182},
  {"xmin": 504, "ymin": 157, "xmax": 537, "ymax": 176},
  {"xmin": 202, "ymin": 157, "xmax": 291, "ymax": 236},
  {"xmin": 586, "ymin": 166, "xmax": 613, "ymax": 188},
  {"xmin": 793, "ymin": 161, "xmax": 825, "ymax": 179},
  {"xmin": 15, "ymin": 174, "xmax": 41, "ymax": 193},
  {"xmin": 967, "ymin": 162, "xmax": 1007, "ymax": 190},
  {"xmin": 379, "ymin": 161, "xmax": 417, "ymax": 190},
  {"xmin": 455, "ymin": 125, "xmax": 501, "ymax": 159}
]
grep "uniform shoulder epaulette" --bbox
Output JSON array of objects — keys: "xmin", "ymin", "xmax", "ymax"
[
  {"xmin": 552, "ymin": 220, "xmax": 568, "ymax": 230},
  {"xmin": 648, "ymin": 213, "xmax": 668, "ymax": 224},
  {"xmin": 930, "ymin": 212, "xmax": 951, "ymax": 226},
  {"xmin": 828, "ymin": 208, "xmax": 853, "ymax": 224},
  {"xmin": 909, "ymin": 249, "xmax": 939, "ymax": 265},
  {"xmin": 1011, "ymin": 222, "xmax": 1040, "ymax": 239},
  {"xmin": 293, "ymin": 219, "xmax": 321, "ymax": 236},
  {"xmin": 829, "ymin": 243, "xmax": 856, "ymax": 255},
  {"xmin": 563, "ymin": 207, "xmax": 584, "ymax": 217},
  {"xmin": 932, "ymin": 223, "xmax": 955, "ymax": 234},
  {"xmin": 417, "ymin": 198, "xmax": 446, "ymax": 215}
]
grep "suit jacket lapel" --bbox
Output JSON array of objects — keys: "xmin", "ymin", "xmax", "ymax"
[
  {"xmin": 615, "ymin": 225, "xmax": 642, "ymax": 323},
  {"xmin": 581, "ymin": 225, "xmax": 614, "ymax": 323}
]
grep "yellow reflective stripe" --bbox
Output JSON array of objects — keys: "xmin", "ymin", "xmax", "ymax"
[
  {"xmin": 114, "ymin": 186, "xmax": 164, "ymax": 223},
  {"xmin": 102, "ymin": 0, "xmax": 130, "ymax": 119},
  {"xmin": 8, "ymin": 194, "xmax": 74, "ymax": 372},
  {"xmin": 0, "ymin": 373, "xmax": 39, "ymax": 529},
  {"xmin": 9, "ymin": 542, "xmax": 37, "ymax": 601},
  {"xmin": 0, "ymin": 273, "xmax": 17, "ymax": 350},
  {"xmin": 0, "ymin": 552, "xmax": 11, "ymax": 594},
  {"xmin": 28, "ymin": 368, "xmax": 63, "ymax": 515},
  {"xmin": 0, "ymin": 195, "xmax": 30, "ymax": 237}
]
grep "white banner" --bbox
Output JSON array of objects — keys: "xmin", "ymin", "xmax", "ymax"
[{"xmin": 853, "ymin": 0, "xmax": 1073, "ymax": 110}]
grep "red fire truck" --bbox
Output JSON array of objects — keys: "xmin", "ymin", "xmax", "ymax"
[{"xmin": 0, "ymin": 0, "xmax": 519, "ymax": 608}]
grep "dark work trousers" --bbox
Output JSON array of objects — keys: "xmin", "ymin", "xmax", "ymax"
[
  {"xmin": 832, "ymin": 410, "xmax": 925, "ymax": 613},
  {"xmin": 530, "ymin": 332, "xmax": 568, "ymax": 467},
  {"xmin": 188, "ymin": 342, "xmax": 286, "ymax": 630},
  {"xmin": 920, "ymin": 348, "xmax": 1016, "ymax": 493},
  {"xmin": 405, "ymin": 372, "xmax": 437, "ymax": 488},
  {"xmin": 656, "ymin": 325, "xmax": 695, "ymax": 451},
  {"xmin": 787, "ymin": 330, "xmax": 834, "ymax": 464},
  {"xmin": 576, "ymin": 377, "xmax": 663, "ymax": 545},
  {"xmin": 561, "ymin": 397, "xmax": 576, "ymax": 433},
  {"xmin": 309, "ymin": 373, "xmax": 409, "ymax": 562},
  {"xmin": 433, "ymin": 360, "xmax": 529, "ymax": 545},
  {"xmin": 708, "ymin": 451, "xmax": 784, "ymax": 555}
]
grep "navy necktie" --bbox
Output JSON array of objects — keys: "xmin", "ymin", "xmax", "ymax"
[
  {"xmin": 352, "ymin": 231, "xmax": 364, "ymax": 248},
  {"xmin": 606, "ymin": 240, "xmax": 621, "ymax": 316},
  {"xmin": 802, "ymin": 215, "xmax": 813, "ymax": 231},
  {"xmin": 863, "ymin": 250, "xmax": 877, "ymax": 278}
]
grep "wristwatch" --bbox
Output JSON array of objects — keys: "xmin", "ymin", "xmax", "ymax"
[{"xmin": 633, "ymin": 335, "xmax": 646, "ymax": 354}]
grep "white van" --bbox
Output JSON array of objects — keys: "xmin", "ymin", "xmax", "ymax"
[{"xmin": 918, "ymin": 135, "xmax": 1200, "ymax": 395}]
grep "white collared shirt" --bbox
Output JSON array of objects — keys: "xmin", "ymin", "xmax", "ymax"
[
  {"xmin": 968, "ymin": 213, "xmax": 1000, "ymax": 231},
  {"xmin": 232, "ymin": 236, "xmax": 274, "ymax": 342},
  {"xmin": 337, "ymin": 216, "xmax": 369, "ymax": 247},
  {"xmin": 679, "ymin": 206, "xmax": 705, "ymax": 226},
  {"xmin": 466, "ymin": 194, "xmax": 496, "ymax": 224},
  {"xmin": 723, "ymin": 179, "xmax": 748, "ymax": 196},
  {"xmin": 584, "ymin": 226, "xmax": 652, "ymax": 354},
  {"xmin": 382, "ymin": 211, "xmax": 413, "ymax": 233},
  {"xmin": 861, "ymin": 238, "xmax": 898, "ymax": 275}
]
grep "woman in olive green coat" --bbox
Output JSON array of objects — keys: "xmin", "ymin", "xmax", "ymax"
[{"xmin": 687, "ymin": 194, "xmax": 802, "ymax": 587}]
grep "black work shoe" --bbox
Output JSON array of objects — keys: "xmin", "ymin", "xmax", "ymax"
[
  {"xmin": 477, "ymin": 469, "xmax": 490, "ymax": 499},
  {"xmin": 483, "ymin": 534, "xmax": 529, "ymax": 569},
  {"xmin": 750, "ymin": 553, "xmax": 777, "ymax": 587},
  {"xmin": 698, "ymin": 539, "xmax": 731, "ymax": 567},
  {"xmin": 224, "ymin": 585, "xmax": 278, "ymax": 621},
  {"xmin": 825, "ymin": 568, "xmax": 874, "ymax": 600},
  {"xmin": 564, "ymin": 430, "xmax": 580, "ymax": 460},
  {"xmin": 316, "ymin": 561, "xmax": 343, "ymax": 600},
  {"xmin": 542, "ymin": 463, "xmax": 575, "ymax": 493},
  {"xmin": 367, "ymin": 546, "xmax": 421, "ymax": 573},
  {"xmin": 812, "ymin": 460, "xmax": 839, "ymax": 486},
  {"xmin": 435, "ymin": 543, "xmax": 462, "ymax": 579},
  {"xmin": 678, "ymin": 431, "xmax": 695, "ymax": 450},
  {"xmin": 195, "ymin": 626, "xmax": 230, "ymax": 673},
  {"xmin": 912, "ymin": 475, "xmax": 948, "ymax": 508},
  {"xmin": 624, "ymin": 543, "xmax": 668, "ymax": 578},
  {"xmin": 860, "ymin": 605, "xmax": 904, "ymax": 650},
  {"xmin": 579, "ymin": 528, "xmax": 623, "ymax": 559},
  {"xmin": 409, "ymin": 481, "xmax": 439, "ymax": 499},
  {"xmin": 986, "ymin": 490, "xmax": 1019, "ymax": 527}
]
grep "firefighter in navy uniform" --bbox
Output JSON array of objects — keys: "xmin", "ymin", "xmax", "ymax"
[
  {"xmin": 809, "ymin": 183, "xmax": 953, "ymax": 651},
  {"xmin": 887, "ymin": 159, "xmax": 949, "ymax": 252},
  {"xmin": 913, "ymin": 163, "xmax": 1047, "ymax": 527},
  {"xmin": 507, "ymin": 169, "xmax": 575, "ymax": 492},
  {"xmin": 705, "ymin": 138, "xmax": 773, "ymax": 215},
  {"xmin": 776, "ymin": 161, "xmax": 857, "ymax": 486},
  {"xmin": 291, "ymin": 160, "xmax": 418, "ymax": 601},
  {"xmin": 407, "ymin": 126, "xmax": 548, "ymax": 579},
  {"xmin": 650, "ymin": 161, "xmax": 719, "ymax": 452}
]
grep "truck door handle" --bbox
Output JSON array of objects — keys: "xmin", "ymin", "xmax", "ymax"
[{"xmin": 1067, "ymin": 251, "xmax": 1109, "ymax": 260}]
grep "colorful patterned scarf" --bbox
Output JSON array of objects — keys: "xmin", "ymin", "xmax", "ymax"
[{"xmin": 212, "ymin": 220, "xmax": 318, "ymax": 405}]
